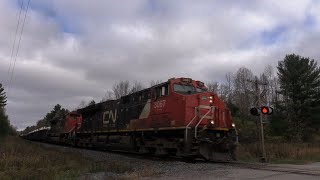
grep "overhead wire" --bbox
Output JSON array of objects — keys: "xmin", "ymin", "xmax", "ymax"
[
  {"xmin": 7, "ymin": 0, "xmax": 24, "ymax": 85},
  {"xmin": 7, "ymin": 0, "xmax": 31, "ymax": 95}
]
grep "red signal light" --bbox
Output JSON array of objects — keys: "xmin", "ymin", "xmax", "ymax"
[
  {"xmin": 261, "ymin": 107, "xmax": 268, "ymax": 114},
  {"xmin": 261, "ymin": 106, "xmax": 273, "ymax": 115}
]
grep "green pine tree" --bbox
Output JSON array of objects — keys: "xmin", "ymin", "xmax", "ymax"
[
  {"xmin": 44, "ymin": 104, "xmax": 69, "ymax": 125},
  {"xmin": 0, "ymin": 83, "xmax": 7, "ymax": 107},
  {"xmin": 277, "ymin": 54, "xmax": 320, "ymax": 141},
  {"xmin": 0, "ymin": 108, "xmax": 10, "ymax": 137},
  {"xmin": 0, "ymin": 83, "xmax": 9, "ymax": 137}
]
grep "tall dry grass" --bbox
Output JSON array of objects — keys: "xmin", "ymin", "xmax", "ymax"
[
  {"xmin": 0, "ymin": 136, "xmax": 158, "ymax": 179},
  {"xmin": 0, "ymin": 136, "xmax": 94, "ymax": 179},
  {"xmin": 236, "ymin": 142, "xmax": 320, "ymax": 163}
]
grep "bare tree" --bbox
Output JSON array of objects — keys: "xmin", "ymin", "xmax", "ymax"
[
  {"xmin": 101, "ymin": 90, "xmax": 115, "ymax": 101},
  {"xmin": 150, "ymin": 80, "xmax": 163, "ymax": 87},
  {"xmin": 262, "ymin": 65, "xmax": 279, "ymax": 106},
  {"xmin": 225, "ymin": 72, "xmax": 234, "ymax": 100},
  {"xmin": 206, "ymin": 81, "xmax": 219, "ymax": 93},
  {"xmin": 112, "ymin": 80, "xmax": 131, "ymax": 99},
  {"xmin": 130, "ymin": 81, "xmax": 144, "ymax": 93},
  {"xmin": 233, "ymin": 67, "xmax": 255, "ymax": 116},
  {"xmin": 218, "ymin": 84, "xmax": 229, "ymax": 101},
  {"xmin": 78, "ymin": 100, "xmax": 87, "ymax": 109},
  {"xmin": 101, "ymin": 80, "xmax": 145, "ymax": 101},
  {"xmin": 88, "ymin": 100, "xmax": 95, "ymax": 106}
]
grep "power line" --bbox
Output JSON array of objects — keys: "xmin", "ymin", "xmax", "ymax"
[
  {"xmin": 7, "ymin": 0, "xmax": 24, "ymax": 85},
  {"xmin": 7, "ymin": 0, "xmax": 31, "ymax": 95}
]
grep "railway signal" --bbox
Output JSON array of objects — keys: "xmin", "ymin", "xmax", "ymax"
[
  {"xmin": 250, "ymin": 107, "xmax": 260, "ymax": 116},
  {"xmin": 260, "ymin": 106, "xmax": 273, "ymax": 115},
  {"xmin": 250, "ymin": 107, "xmax": 273, "ymax": 116},
  {"xmin": 247, "ymin": 77, "xmax": 270, "ymax": 163}
]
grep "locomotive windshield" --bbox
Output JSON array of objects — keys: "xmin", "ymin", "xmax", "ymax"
[
  {"xmin": 196, "ymin": 88, "xmax": 206, "ymax": 93},
  {"xmin": 174, "ymin": 84, "xmax": 196, "ymax": 94},
  {"xmin": 70, "ymin": 113, "xmax": 80, "ymax": 117}
]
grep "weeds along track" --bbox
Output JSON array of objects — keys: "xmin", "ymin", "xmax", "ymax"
[
  {"xmin": 212, "ymin": 161, "xmax": 320, "ymax": 177},
  {"xmin": 27, "ymin": 140, "xmax": 320, "ymax": 177}
]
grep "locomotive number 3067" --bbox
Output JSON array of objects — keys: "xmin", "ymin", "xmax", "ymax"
[{"xmin": 154, "ymin": 100, "xmax": 166, "ymax": 109}]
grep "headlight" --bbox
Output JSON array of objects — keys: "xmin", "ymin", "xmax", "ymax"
[
  {"xmin": 209, "ymin": 100, "xmax": 213, "ymax": 103},
  {"xmin": 232, "ymin": 123, "xmax": 235, "ymax": 127},
  {"xmin": 210, "ymin": 120, "xmax": 214, "ymax": 125},
  {"xmin": 209, "ymin": 96, "xmax": 213, "ymax": 99}
]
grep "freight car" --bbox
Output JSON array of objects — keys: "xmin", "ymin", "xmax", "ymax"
[{"xmin": 22, "ymin": 77, "xmax": 238, "ymax": 161}]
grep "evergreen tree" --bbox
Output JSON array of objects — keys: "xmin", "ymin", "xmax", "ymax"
[
  {"xmin": 0, "ymin": 83, "xmax": 7, "ymax": 107},
  {"xmin": 44, "ymin": 104, "xmax": 69, "ymax": 125},
  {"xmin": 0, "ymin": 108, "xmax": 10, "ymax": 137},
  {"xmin": 0, "ymin": 84, "xmax": 9, "ymax": 137},
  {"xmin": 277, "ymin": 54, "xmax": 320, "ymax": 141}
]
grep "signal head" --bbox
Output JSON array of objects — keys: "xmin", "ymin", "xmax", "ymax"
[
  {"xmin": 261, "ymin": 106, "xmax": 273, "ymax": 115},
  {"xmin": 250, "ymin": 108, "xmax": 260, "ymax": 116}
]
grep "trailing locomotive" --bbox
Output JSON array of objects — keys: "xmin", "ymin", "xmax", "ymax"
[{"xmin": 22, "ymin": 77, "xmax": 238, "ymax": 161}]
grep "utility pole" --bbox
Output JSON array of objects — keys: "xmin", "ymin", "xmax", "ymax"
[{"xmin": 248, "ymin": 76, "xmax": 267, "ymax": 163}]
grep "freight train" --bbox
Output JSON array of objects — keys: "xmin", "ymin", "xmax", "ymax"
[{"xmin": 22, "ymin": 77, "xmax": 238, "ymax": 161}]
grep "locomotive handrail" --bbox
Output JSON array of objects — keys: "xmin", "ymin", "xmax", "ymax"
[
  {"xmin": 195, "ymin": 106, "xmax": 214, "ymax": 139},
  {"xmin": 185, "ymin": 107, "xmax": 198, "ymax": 143}
]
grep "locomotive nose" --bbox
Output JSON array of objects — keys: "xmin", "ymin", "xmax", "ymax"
[
  {"xmin": 195, "ymin": 92, "xmax": 215, "ymax": 126},
  {"xmin": 198, "ymin": 92, "xmax": 214, "ymax": 106}
]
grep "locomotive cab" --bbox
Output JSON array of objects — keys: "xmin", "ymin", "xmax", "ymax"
[
  {"xmin": 165, "ymin": 77, "xmax": 235, "ymax": 129},
  {"xmin": 64, "ymin": 112, "xmax": 82, "ymax": 133},
  {"xmin": 162, "ymin": 77, "xmax": 237, "ymax": 160}
]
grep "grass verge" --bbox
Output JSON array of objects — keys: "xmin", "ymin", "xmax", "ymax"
[
  {"xmin": 0, "ymin": 136, "xmax": 157, "ymax": 179},
  {"xmin": 236, "ymin": 142, "xmax": 320, "ymax": 164},
  {"xmin": 0, "ymin": 136, "xmax": 101, "ymax": 179}
]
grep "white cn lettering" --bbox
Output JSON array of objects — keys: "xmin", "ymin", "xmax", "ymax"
[
  {"xmin": 102, "ymin": 111, "xmax": 110, "ymax": 124},
  {"xmin": 109, "ymin": 109, "xmax": 117, "ymax": 123},
  {"xmin": 103, "ymin": 109, "xmax": 117, "ymax": 124}
]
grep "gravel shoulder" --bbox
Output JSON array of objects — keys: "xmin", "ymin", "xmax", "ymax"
[{"xmin": 39, "ymin": 143, "xmax": 320, "ymax": 180}]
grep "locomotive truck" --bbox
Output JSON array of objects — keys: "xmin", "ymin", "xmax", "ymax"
[{"xmin": 22, "ymin": 77, "xmax": 238, "ymax": 161}]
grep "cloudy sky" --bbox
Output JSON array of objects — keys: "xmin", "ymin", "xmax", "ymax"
[{"xmin": 1, "ymin": 0, "xmax": 320, "ymax": 129}]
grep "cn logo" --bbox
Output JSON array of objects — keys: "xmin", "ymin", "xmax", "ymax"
[{"xmin": 103, "ymin": 109, "xmax": 117, "ymax": 125}]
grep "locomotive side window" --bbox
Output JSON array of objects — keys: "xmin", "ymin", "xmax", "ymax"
[
  {"xmin": 139, "ymin": 89, "xmax": 150, "ymax": 100},
  {"xmin": 154, "ymin": 84, "xmax": 169, "ymax": 99},
  {"xmin": 161, "ymin": 85, "xmax": 168, "ymax": 96}
]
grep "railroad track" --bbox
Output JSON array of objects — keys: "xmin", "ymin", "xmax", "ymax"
[{"xmin": 29, "ymin": 140, "xmax": 320, "ymax": 177}]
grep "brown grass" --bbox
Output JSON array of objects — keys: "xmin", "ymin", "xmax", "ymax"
[
  {"xmin": 0, "ymin": 136, "xmax": 94, "ymax": 179},
  {"xmin": 237, "ymin": 142, "xmax": 320, "ymax": 164},
  {"xmin": 0, "ymin": 136, "xmax": 157, "ymax": 180}
]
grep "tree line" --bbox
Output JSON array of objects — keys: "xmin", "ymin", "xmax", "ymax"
[
  {"xmin": 207, "ymin": 54, "xmax": 320, "ymax": 142},
  {"xmin": 0, "ymin": 83, "xmax": 16, "ymax": 138},
  {"xmin": 12, "ymin": 53, "xmax": 320, "ymax": 142}
]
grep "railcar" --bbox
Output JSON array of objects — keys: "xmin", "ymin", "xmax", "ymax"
[{"xmin": 22, "ymin": 77, "xmax": 238, "ymax": 161}]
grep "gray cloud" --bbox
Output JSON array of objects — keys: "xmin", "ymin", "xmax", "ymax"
[{"xmin": 0, "ymin": 0, "xmax": 320, "ymax": 129}]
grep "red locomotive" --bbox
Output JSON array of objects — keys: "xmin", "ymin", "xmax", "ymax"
[{"xmin": 23, "ymin": 77, "xmax": 238, "ymax": 161}]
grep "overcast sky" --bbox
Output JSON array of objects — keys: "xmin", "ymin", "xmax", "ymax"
[{"xmin": 1, "ymin": 0, "xmax": 320, "ymax": 130}]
